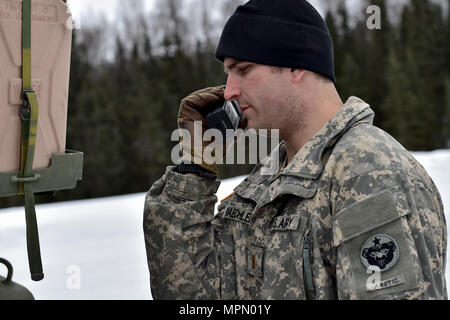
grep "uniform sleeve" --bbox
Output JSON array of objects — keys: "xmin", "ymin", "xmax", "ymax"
[
  {"xmin": 331, "ymin": 170, "xmax": 447, "ymax": 300},
  {"xmin": 143, "ymin": 166, "xmax": 223, "ymax": 300}
]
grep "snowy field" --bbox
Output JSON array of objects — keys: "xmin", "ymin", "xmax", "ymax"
[{"xmin": 0, "ymin": 150, "xmax": 449, "ymax": 300}]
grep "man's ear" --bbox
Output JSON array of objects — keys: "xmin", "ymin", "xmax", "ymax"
[{"xmin": 290, "ymin": 69, "xmax": 307, "ymax": 83}]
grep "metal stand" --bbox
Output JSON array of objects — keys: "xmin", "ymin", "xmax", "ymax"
[{"xmin": 0, "ymin": 150, "xmax": 83, "ymax": 198}]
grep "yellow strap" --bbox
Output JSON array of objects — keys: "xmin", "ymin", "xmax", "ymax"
[{"xmin": 19, "ymin": 0, "xmax": 44, "ymax": 282}]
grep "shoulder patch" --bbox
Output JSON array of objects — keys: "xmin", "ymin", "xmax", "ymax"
[{"xmin": 360, "ymin": 234, "xmax": 399, "ymax": 272}]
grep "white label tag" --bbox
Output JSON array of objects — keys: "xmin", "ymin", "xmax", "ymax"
[{"xmin": 366, "ymin": 274, "xmax": 406, "ymax": 292}]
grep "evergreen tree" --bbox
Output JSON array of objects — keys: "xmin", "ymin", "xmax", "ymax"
[
  {"xmin": 383, "ymin": 0, "xmax": 446, "ymax": 150},
  {"xmin": 334, "ymin": 0, "xmax": 361, "ymax": 102},
  {"xmin": 364, "ymin": 0, "xmax": 392, "ymax": 128}
]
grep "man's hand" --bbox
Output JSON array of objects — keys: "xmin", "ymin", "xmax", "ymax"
[{"xmin": 177, "ymin": 86, "xmax": 225, "ymax": 175}]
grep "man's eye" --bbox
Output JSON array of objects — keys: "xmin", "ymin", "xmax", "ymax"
[{"xmin": 238, "ymin": 66, "xmax": 250, "ymax": 74}]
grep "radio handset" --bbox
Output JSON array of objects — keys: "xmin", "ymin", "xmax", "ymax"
[{"xmin": 205, "ymin": 100, "xmax": 244, "ymax": 138}]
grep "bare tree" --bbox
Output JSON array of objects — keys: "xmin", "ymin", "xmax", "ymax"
[
  {"xmin": 115, "ymin": 0, "xmax": 149, "ymax": 53},
  {"xmin": 150, "ymin": 0, "xmax": 189, "ymax": 54}
]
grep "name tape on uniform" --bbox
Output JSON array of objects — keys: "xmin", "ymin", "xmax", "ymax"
[
  {"xmin": 222, "ymin": 206, "xmax": 252, "ymax": 225},
  {"xmin": 270, "ymin": 214, "xmax": 300, "ymax": 231}
]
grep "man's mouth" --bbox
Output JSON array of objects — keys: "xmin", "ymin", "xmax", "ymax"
[{"xmin": 240, "ymin": 105, "xmax": 251, "ymax": 114}]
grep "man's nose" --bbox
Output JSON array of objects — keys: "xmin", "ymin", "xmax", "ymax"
[{"xmin": 224, "ymin": 75, "xmax": 241, "ymax": 101}]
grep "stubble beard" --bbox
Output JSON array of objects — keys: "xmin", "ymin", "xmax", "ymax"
[
  {"xmin": 251, "ymin": 82, "xmax": 308, "ymax": 141},
  {"xmin": 274, "ymin": 95, "xmax": 309, "ymax": 142}
]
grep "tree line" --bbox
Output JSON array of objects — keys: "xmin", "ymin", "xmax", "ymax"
[{"xmin": 1, "ymin": 0, "xmax": 448, "ymax": 208}]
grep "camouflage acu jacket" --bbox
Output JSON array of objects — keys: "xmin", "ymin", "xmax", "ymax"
[{"xmin": 143, "ymin": 96, "xmax": 447, "ymax": 300}]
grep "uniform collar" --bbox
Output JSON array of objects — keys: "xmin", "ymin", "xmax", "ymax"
[
  {"xmin": 277, "ymin": 96, "xmax": 374, "ymax": 180},
  {"xmin": 234, "ymin": 96, "xmax": 374, "ymax": 205}
]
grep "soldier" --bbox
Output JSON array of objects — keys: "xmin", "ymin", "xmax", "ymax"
[{"xmin": 143, "ymin": 0, "xmax": 447, "ymax": 299}]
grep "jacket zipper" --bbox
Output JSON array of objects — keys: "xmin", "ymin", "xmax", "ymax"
[{"xmin": 302, "ymin": 230, "xmax": 315, "ymax": 299}]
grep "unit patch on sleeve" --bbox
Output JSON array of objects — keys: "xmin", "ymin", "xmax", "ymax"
[
  {"xmin": 360, "ymin": 234, "xmax": 400, "ymax": 272},
  {"xmin": 222, "ymin": 206, "xmax": 252, "ymax": 225}
]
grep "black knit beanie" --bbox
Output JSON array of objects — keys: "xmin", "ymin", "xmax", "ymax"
[{"xmin": 215, "ymin": 0, "xmax": 335, "ymax": 82}]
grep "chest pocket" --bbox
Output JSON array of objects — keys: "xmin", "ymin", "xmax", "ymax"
[{"xmin": 261, "ymin": 196, "xmax": 316, "ymax": 299}]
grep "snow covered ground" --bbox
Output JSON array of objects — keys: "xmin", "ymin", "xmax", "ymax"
[{"xmin": 0, "ymin": 150, "xmax": 449, "ymax": 300}]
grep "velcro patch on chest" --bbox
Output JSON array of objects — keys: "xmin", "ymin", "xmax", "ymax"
[
  {"xmin": 270, "ymin": 214, "xmax": 300, "ymax": 231},
  {"xmin": 222, "ymin": 206, "xmax": 252, "ymax": 225}
]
